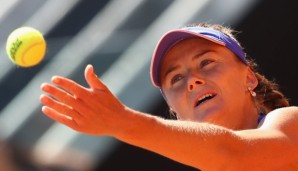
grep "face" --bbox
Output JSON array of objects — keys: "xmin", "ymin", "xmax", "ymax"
[{"xmin": 160, "ymin": 38, "xmax": 258, "ymax": 129}]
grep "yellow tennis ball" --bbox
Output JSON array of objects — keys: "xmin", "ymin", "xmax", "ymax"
[{"xmin": 6, "ymin": 27, "xmax": 46, "ymax": 67}]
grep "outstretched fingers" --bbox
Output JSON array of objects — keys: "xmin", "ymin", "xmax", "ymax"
[
  {"xmin": 40, "ymin": 94, "xmax": 80, "ymax": 119},
  {"xmin": 51, "ymin": 75, "xmax": 92, "ymax": 100},
  {"xmin": 41, "ymin": 105, "xmax": 80, "ymax": 129},
  {"xmin": 40, "ymin": 83, "xmax": 89, "ymax": 115}
]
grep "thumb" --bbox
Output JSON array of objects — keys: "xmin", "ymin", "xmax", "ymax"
[{"xmin": 84, "ymin": 64, "xmax": 106, "ymax": 90}]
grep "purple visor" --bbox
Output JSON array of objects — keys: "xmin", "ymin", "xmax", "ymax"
[{"xmin": 150, "ymin": 26, "xmax": 247, "ymax": 88}]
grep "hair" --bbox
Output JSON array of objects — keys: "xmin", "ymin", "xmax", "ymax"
[{"xmin": 183, "ymin": 23, "xmax": 289, "ymax": 115}]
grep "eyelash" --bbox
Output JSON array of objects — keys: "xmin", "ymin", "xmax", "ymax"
[
  {"xmin": 200, "ymin": 59, "xmax": 214, "ymax": 68},
  {"xmin": 171, "ymin": 74, "xmax": 184, "ymax": 85}
]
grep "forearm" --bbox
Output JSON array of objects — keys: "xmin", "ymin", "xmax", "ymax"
[
  {"xmin": 114, "ymin": 107, "xmax": 238, "ymax": 170},
  {"xmin": 102, "ymin": 107, "xmax": 298, "ymax": 170}
]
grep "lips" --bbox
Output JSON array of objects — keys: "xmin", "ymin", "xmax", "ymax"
[{"xmin": 194, "ymin": 93, "xmax": 216, "ymax": 107}]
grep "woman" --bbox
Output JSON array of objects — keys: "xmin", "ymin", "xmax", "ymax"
[{"xmin": 40, "ymin": 23, "xmax": 298, "ymax": 170}]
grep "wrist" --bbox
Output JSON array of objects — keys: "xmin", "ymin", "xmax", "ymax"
[{"xmin": 112, "ymin": 107, "xmax": 159, "ymax": 142}]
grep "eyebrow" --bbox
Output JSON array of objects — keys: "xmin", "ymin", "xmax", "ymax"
[
  {"xmin": 163, "ymin": 50, "xmax": 211, "ymax": 79},
  {"xmin": 191, "ymin": 50, "xmax": 212, "ymax": 61},
  {"xmin": 163, "ymin": 65, "xmax": 180, "ymax": 80}
]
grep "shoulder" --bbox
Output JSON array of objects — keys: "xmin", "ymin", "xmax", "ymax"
[
  {"xmin": 259, "ymin": 106, "xmax": 298, "ymax": 135},
  {"xmin": 233, "ymin": 107, "xmax": 298, "ymax": 169}
]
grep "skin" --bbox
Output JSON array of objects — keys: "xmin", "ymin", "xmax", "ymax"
[
  {"xmin": 40, "ymin": 38, "xmax": 298, "ymax": 170},
  {"xmin": 160, "ymin": 38, "xmax": 259, "ymax": 130}
]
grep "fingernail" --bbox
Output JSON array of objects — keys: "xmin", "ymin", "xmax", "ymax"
[
  {"xmin": 41, "ymin": 83, "xmax": 49, "ymax": 91},
  {"xmin": 87, "ymin": 65, "xmax": 94, "ymax": 73},
  {"xmin": 40, "ymin": 94, "xmax": 48, "ymax": 103},
  {"xmin": 52, "ymin": 76, "xmax": 60, "ymax": 84},
  {"xmin": 41, "ymin": 106, "xmax": 49, "ymax": 113}
]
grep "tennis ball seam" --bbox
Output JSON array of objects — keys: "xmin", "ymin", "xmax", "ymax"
[
  {"xmin": 9, "ymin": 38, "xmax": 23, "ymax": 61},
  {"xmin": 20, "ymin": 41, "xmax": 45, "ymax": 66}
]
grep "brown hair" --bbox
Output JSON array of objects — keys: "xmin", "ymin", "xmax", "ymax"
[{"xmin": 187, "ymin": 23, "xmax": 289, "ymax": 114}]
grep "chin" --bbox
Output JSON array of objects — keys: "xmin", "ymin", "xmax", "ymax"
[{"xmin": 194, "ymin": 105, "xmax": 223, "ymax": 122}]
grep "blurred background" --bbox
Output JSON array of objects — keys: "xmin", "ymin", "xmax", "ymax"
[{"xmin": 0, "ymin": 0, "xmax": 297, "ymax": 170}]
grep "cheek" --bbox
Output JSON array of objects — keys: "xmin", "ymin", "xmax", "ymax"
[
  {"xmin": 164, "ymin": 93, "xmax": 180, "ymax": 110},
  {"xmin": 217, "ymin": 73, "xmax": 248, "ymax": 105},
  {"xmin": 204, "ymin": 66, "xmax": 247, "ymax": 100},
  {"xmin": 163, "ymin": 89, "xmax": 187, "ymax": 114},
  {"xmin": 209, "ymin": 65, "xmax": 246, "ymax": 88}
]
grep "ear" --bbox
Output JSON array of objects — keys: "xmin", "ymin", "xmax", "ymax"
[{"xmin": 246, "ymin": 67, "xmax": 258, "ymax": 90}]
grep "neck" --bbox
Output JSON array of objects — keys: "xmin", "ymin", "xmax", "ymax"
[{"xmin": 240, "ymin": 97, "xmax": 260, "ymax": 130}]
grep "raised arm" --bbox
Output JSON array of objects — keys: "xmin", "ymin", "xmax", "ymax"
[{"xmin": 40, "ymin": 65, "xmax": 298, "ymax": 170}]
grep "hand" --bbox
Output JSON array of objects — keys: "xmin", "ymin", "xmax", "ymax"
[{"xmin": 40, "ymin": 64, "xmax": 127, "ymax": 135}]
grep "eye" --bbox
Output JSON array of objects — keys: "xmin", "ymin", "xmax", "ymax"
[
  {"xmin": 200, "ymin": 59, "xmax": 214, "ymax": 68},
  {"xmin": 171, "ymin": 74, "xmax": 184, "ymax": 85}
]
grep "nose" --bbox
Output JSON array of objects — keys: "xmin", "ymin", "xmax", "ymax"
[{"xmin": 187, "ymin": 76, "xmax": 204, "ymax": 91}]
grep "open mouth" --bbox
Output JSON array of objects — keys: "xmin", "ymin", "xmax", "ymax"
[{"xmin": 194, "ymin": 93, "xmax": 216, "ymax": 107}]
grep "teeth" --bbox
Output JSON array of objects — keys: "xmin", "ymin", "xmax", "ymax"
[
  {"xmin": 198, "ymin": 94, "xmax": 214, "ymax": 101},
  {"xmin": 196, "ymin": 93, "xmax": 215, "ymax": 106}
]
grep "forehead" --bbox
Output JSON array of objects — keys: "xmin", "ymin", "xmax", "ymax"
[{"xmin": 160, "ymin": 38, "xmax": 222, "ymax": 67}]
